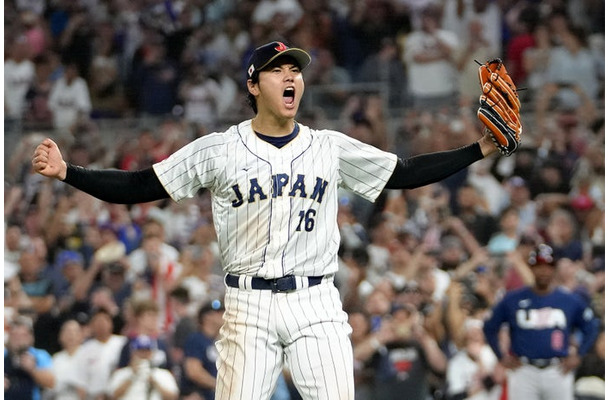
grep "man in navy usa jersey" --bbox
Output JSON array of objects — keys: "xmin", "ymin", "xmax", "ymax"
[{"xmin": 483, "ymin": 243, "xmax": 599, "ymax": 400}]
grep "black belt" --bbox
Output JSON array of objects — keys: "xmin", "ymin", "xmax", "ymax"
[
  {"xmin": 225, "ymin": 274, "xmax": 324, "ymax": 293},
  {"xmin": 520, "ymin": 357, "xmax": 562, "ymax": 369}
]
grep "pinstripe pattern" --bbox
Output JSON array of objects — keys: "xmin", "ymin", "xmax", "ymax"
[
  {"xmin": 152, "ymin": 120, "xmax": 397, "ymax": 278},
  {"xmin": 152, "ymin": 119, "xmax": 396, "ymax": 399},
  {"xmin": 217, "ymin": 281, "xmax": 353, "ymax": 400}
]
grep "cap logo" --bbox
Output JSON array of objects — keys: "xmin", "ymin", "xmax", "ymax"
[
  {"xmin": 274, "ymin": 42, "xmax": 287, "ymax": 52},
  {"xmin": 248, "ymin": 64, "xmax": 255, "ymax": 77}
]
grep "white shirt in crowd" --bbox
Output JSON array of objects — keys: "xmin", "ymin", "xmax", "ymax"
[
  {"xmin": 72, "ymin": 334, "xmax": 127, "ymax": 398},
  {"xmin": 48, "ymin": 75, "xmax": 92, "ymax": 131},
  {"xmin": 109, "ymin": 364, "xmax": 179, "ymax": 400},
  {"xmin": 4, "ymin": 58, "xmax": 35, "ymax": 119},
  {"xmin": 401, "ymin": 29, "xmax": 460, "ymax": 97},
  {"xmin": 46, "ymin": 349, "xmax": 81, "ymax": 400}
]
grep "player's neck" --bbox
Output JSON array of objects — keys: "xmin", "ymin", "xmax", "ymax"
[{"xmin": 252, "ymin": 115, "xmax": 295, "ymax": 137}]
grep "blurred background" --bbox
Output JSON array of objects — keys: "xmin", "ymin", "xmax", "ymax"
[{"xmin": 3, "ymin": 1, "xmax": 605, "ymax": 399}]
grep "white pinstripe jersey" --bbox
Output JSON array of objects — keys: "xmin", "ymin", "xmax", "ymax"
[{"xmin": 153, "ymin": 120, "xmax": 397, "ymax": 279}]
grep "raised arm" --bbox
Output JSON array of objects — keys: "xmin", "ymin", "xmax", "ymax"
[
  {"xmin": 32, "ymin": 138, "xmax": 170, "ymax": 204},
  {"xmin": 385, "ymin": 133, "xmax": 497, "ymax": 190}
]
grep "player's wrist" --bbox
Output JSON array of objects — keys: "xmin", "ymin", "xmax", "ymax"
[{"xmin": 477, "ymin": 131, "xmax": 497, "ymax": 157}]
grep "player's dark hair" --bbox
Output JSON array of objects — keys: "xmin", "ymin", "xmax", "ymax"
[{"xmin": 247, "ymin": 73, "xmax": 259, "ymax": 114}]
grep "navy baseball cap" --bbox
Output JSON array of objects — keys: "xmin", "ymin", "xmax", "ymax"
[
  {"xmin": 56, "ymin": 250, "xmax": 84, "ymax": 269},
  {"xmin": 131, "ymin": 335, "xmax": 154, "ymax": 351},
  {"xmin": 528, "ymin": 244, "xmax": 555, "ymax": 266},
  {"xmin": 247, "ymin": 41, "xmax": 311, "ymax": 79}
]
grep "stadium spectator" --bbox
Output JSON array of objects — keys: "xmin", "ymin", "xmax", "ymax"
[
  {"xmin": 20, "ymin": 10, "xmax": 48, "ymax": 57},
  {"xmin": 503, "ymin": 4, "xmax": 538, "ymax": 89},
  {"xmin": 24, "ymin": 52, "xmax": 57, "ymax": 130},
  {"xmin": 72, "ymin": 308, "xmax": 127, "ymax": 400},
  {"xmin": 535, "ymin": 23, "xmax": 600, "ymax": 130},
  {"xmin": 400, "ymin": 3, "xmax": 459, "ymax": 111},
  {"xmin": 16, "ymin": 247, "xmax": 55, "ymax": 318},
  {"xmin": 305, "ymin": 47, "xmax": 352, "ymax": 115},
  {"xmin": 574, "ymin": 327, "xmax": 605, "ymax": 400},
  {"xmin": 127, "ymin": 218, "xmax": 182, "ymax": 331},
  {"xmin": 179, "ymin": 300, "xmax": 224, "ymax": 400},
  {"xmin": 5, "ymin": 223, "xmax": 29, "ymax": 282},
  {"xmin": 118, "ymin": 299, "xmax": 173, "ymax": 371},
  {"xmin": 455, "ymin": 19, "xmax": 497, "ymax": 107},
  {"xmin": 251, "ymin": 0, "xmax": 304, "ymax": 31},
  {"xmin": 362, "ymin": 303, "xmax": 447, "ymax": 400},
  {"xmin": 543, "ymin": 208, "xmax": 584, "ymax": 261},
  {"xmin": 109, "ymin": 334, "xmax": 179, "ymax": 400},
  {"xmin": 52, "ymin": 249, "xmax": 86, "ymax": 315},
  {"xmin": 4, "ymin": 315, "xmax": 55, "ymax": 399},
  {"xmin": 57, "ymin": 5, "xmax": 94, "ymax": 80},
  {"xmin": 356, "ymin": 37, "xmax": 406, "ymax": 108},
  {"xmin": 349, "ymin": 309, "xmax": 376, "ymax": 400},
  {"xmin": 500, "ymin": 176, "xmax": 537, "ymax": 236},
  {"xmin": 1, "ymin": 2, "xmax": 605, "ymax": 399},
  {"xmin": 89, "ymin": 19, "xmax": 127, "ymax": 118},
  {"xmin": 445, "ymin": 318, "xmax": 501, "ymax": 400},
  {"xmin": 523, "ymin": 22, "xmax": 553, "ymax": 99},
  {"xmin": 166, "ymin": 286, "xmax": 197, "ymax": 376},
  {"xmin": 365, "ymin": 213, "xmax": 399, "ymax": 286},
  {"xmin": 486, "ymin": 206, "xmax": 521, "ymax": 255},
  {"xmin": 47, "ymin": 319, "xmax": 84, "ymax": 400},
  {"xmin": 130, "ymin": 35, "xmax": 179, "ymax": 117},
  {"xmin": 454, "ymin": 184, "xmax": 497, "ymax": 246},
  {"xmin": 172, "ymin": 243, "xmax": 225, "ymax": 316},
  {"xmin": 47, "ymin": 60, "xmax": 92, "ymax": 134},
  {"xmin": 5, "ymin": 35, "xmax": 36, "ymax": 121},
  {"xmin": 178, "ymin": 64, "xmax": 223, "ymax": 129}
]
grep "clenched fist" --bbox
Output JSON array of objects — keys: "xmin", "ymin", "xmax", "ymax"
[{"xmin": 31, "ymin": 138, "xmax": 68, "ymax": 180}]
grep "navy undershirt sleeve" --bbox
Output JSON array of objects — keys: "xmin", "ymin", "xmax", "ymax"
[
  {"xmin": 63, "ymin": 164, "xmax": 170, "ymax": 204},
  {"xmin": 385, "ymin": 143, "xmax": 484, "ymax": 189}
]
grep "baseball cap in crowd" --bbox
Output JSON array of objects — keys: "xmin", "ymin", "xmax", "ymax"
[
  {"xmin": 131, "ymin": 335, "xmax": 154, "ymax": 351},
  {"xmin": 507, "ymin": 176, "xmax": 528, "ymax": 189},
  {"xmin": 247, "ymin": 41, "xmax": 311, "ymax": 79},
  {"xmin": 56, "ymin": 250, "xmax": 84, "ymax": 269},
  {"xmin": 570, "ymin": 194, "xmax": 595, "ymax": 211},
  {"xmin": 528, "ymin": 244, "xmax": 555, "ymax": 267}
]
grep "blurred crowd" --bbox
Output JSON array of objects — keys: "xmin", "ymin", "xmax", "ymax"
[{"xmin": 3, "ymin": 0, "xmax": 605, "ymax": 399}]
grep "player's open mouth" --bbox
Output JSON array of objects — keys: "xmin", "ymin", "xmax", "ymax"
[{"xmin": 283, "ymin": 87, "xmax": 295, "ymax": 106}]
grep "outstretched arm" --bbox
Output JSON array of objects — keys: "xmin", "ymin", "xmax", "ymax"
[
  {"xmin": 385, "ymin": 134, "xmax": 497, "ymax": 190},
  {"xmin": 32, "ymin": 138, "xmax": 170, "ymax": 204}
]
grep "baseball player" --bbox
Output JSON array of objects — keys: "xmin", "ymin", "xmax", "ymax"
[
  {"xmin": 33, "ymin": 41, "xmax": 505, "ymax": 400},
  {"xmin": 483, "ymin": 243, "xmax": 599, "ymax": 400}
]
